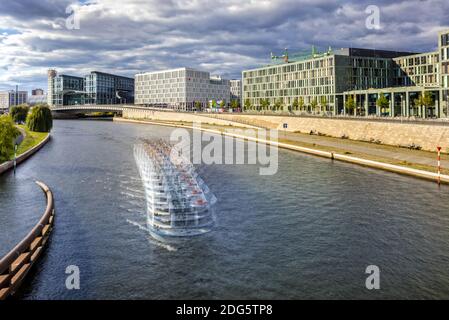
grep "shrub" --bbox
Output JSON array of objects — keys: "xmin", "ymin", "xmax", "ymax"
[
  {"xmin": 0, "ymin": 115, "xmax": 20, "ymax": 162},
  {"xmin": 10, "ymin": 105, "xmax": 30, "ymax": 123},
  {"xmin": 26, "ymin": 105, "xmax": 53, "ymax": 133}
]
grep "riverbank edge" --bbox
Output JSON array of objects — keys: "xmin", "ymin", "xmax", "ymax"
[
  {"xmin": 0, "ymin": 181, "xmax": 55, "ymax": 300},
  {"xmin": 0, "ymin": 133, "xmax": 50, "ymax": 175},
  {"xmin": 114, "ymin": 117, "xmax": 449, "ymax": 185}
]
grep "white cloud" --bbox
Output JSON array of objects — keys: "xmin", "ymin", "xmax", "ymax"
[{"xmin": 0, "ymin": 0, "xmax": 448, "ymax": 92}]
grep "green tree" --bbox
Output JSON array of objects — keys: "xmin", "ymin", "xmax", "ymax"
[
  {"xmin": 194, "ymin": 101, "xmax": 202, "ymax": 111},
  {"xmin": 320, "ymin": 96, "xmax": 327, "ymax": 112},
  {"xmin": 230, "ymin": 100, "xmax": 239, "ymax": 110},
  {"xmin": 260, "ymin": 98, "xmax": 270, "ymax": 111},
  {"xmin": 219, "ymin": 100, "xmax": 226, "ymax": 109},
  {"xmin": 299, "ymin": 97, "xmax": 305, "ymax": 111},
  {"xmin": 414, "ymin": 91, "xmax": 434, "ymax": 118},
  {"xmin": 274, "ymin": 98, "xmax": 283, "ymax": 111},
  {"xmin": 244, "ymin": 99, "xmax": 252, "ymax": 111},
  {"xmin": 310, "ymin": 98, "xmax": 318, "ymax": 113},
  {"xmin": 0, "ymin": 115, "xmax": 20, "ymax": 162},
  {"xmin": 211, "ymin": 99, "xmax": 217, "ymax": 108},
  {"xmin": 376, "ymin": 93, "xmax": 390, "ymax": 116},
  {"xmin": 26, "ymin": 105, "xmax": 53, "ymax": 133},
  {"xmin": 292, "ymin": 98, "xmax": 299, "ymax": 111},
  {"xmin": 10, "ymin": 105, "xmax": 30, "ymax": 123},
  {"xmin": 345, "ymin": 95, "xmax": 355, "ymax": 115}
]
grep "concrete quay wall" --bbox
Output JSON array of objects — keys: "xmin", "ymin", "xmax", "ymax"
[{"xmin": 204, "ymin": 114, "xmax": 449, "ymax": 153}]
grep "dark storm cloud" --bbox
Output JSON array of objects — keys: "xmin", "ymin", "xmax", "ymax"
[
  {"xmin": 0, "ymin": 0, "xmax": 72, "ymax": 19},
  {"xmin": 0, "ymin": 0, "xmax": 448, "ymax": 91}
]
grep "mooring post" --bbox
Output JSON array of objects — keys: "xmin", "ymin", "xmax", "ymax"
[{"xmin": 437, "ymin": 146, "xmax": 442, "ymax": 185}]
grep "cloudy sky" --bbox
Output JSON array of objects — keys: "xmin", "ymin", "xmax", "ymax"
[{"xmin": 0, "ymin": 0, "xmax": 448, "ymax": 92}]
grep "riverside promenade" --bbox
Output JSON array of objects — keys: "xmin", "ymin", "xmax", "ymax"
[
  {"xmin": 0, "ymin": 133, "xmax": 50, "ymax": 175},
  {"xmin": 115, "ymin": 115, "xmax": 449, "ymax": 184}
]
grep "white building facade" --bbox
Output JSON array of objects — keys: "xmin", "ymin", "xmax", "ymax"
[
  {"xmin": 230, "ymin": 79, "xmax": 242, "ymax": 105},
  {"xmin": 135, "ymin": 68, "xmax": 230, "ymax": 110},
  {"xmin": 0, "ymin": 90, "xmax": 28, "ymax": 111}
]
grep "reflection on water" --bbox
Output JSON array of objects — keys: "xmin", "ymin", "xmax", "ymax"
[{"xmin": 0, "ymin": 119, "xmax": 449, "ymax": 299}]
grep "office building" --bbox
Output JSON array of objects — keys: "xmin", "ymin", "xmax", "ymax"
[
  {"xmin": 230, "ymin": 79, "xmax": 242, "ymax": 105},
  {"xmin": 243, "ymin": 47, "xmax": 413, "ymax": 114},
  {"xmin": 32, "ymin": 88, "xmax": 44, "ymax": 96},
  {"xmin": 0, "ymin": 90, "xmax": 28, "ymax": 111},
  {"xmin": 242, "ymin": 29, "xmax": 449, "ymax": 118},
  {"xmin": 47, "ymin": 70, "xmax": 134, "ymax": 107},
  {"xmin": 84, "ymin": 71, "xmax": 134, "ymax": 105},
  {"xmin": 134, "ymin": 67, "xmax": 230, "ymax": 110}
]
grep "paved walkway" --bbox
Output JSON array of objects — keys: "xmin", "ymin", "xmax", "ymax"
[
  {"xmin": 279, "ymin": 130, "xmax": 449, "ymax": 168},
  {"xmin": 15, "ymin": 127, "xmax": 26, "ymax": 146},
  {"xmin": 203, "ymin": 115, "xmax": 448, "ymax": 169}
]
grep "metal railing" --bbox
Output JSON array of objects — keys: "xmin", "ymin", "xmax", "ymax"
[{"xmin": 0, "ymin": 181, "xmax": 55, "ymax": 300}]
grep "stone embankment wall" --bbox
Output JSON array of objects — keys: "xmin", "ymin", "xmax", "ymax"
[
  {"xmin": 204, "ymin": 114, "xmax": 449, "ymax": 153},
  {"xmin": 122, "ymin": 108, "xmax": 256, "ymax": 129},
  {"xmin": 122, "ymin": 108, "xmax": 449, "ymax": 152}
]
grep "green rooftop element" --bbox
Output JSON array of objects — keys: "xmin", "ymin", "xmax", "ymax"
[{"xmin": 267, "ymin": 46, "xmax": 334, "ymax": 66}]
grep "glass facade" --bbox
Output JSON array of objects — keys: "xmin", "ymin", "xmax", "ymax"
[
  {"xmin": 50, "ymin": 71, "xmax": 134, "ymax": 107},
  {"xmin": 85, "ymin": 72, "xmax": 134, "ymax": 105},
  {"xmin": 243, "ymin": 50, "xmax": 397, "ymax": 109},
  {"xmin": 243, "ymin": 30, "xmax": 449, "ymax": 118},
  {"xmin": 393, "ymin": 52, "xmax": 439, "ymax": 87},
  {"xmin": 52, "ymin": 75, "xmax": 84, "ymax": 106}
]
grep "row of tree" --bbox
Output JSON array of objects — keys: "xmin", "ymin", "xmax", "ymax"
[
  {"xmin": 192, "ymin": 100, "xmax": 241, "ymax": 111},
  {"xmin": 243, "ymin": 92, "xmax": 435, "ymax": 115},
  {"xmin": 244, "ymin": 96, "xmax": 330, "ymax": 112},
  {"xmin": 344, "ymin": 92, "xmax": 434, "ymax": 116},
  {"xmin": 0, "ymin": 104, "xmax": 53, "ymax": 163}
]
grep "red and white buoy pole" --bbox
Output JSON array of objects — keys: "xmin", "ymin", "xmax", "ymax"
[{"xmin": 437, "ymin": 146, "xmax": 442, "ymax": 185}]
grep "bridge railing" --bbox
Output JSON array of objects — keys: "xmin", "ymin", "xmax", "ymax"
[{"xmin": 0, "ymin": 181, "xmax": 55, "ymax": 300}]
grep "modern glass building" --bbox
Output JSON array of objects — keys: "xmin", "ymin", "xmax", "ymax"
[
  {"xmin": 440, "ymin": 30, "xmax": 449, "ymax": 100},
  {"xmin": 243, "ymin": 29, "xmax": 449, "ymax": 118},
  {"xmin": 243, "ymin": 47, "xmax": 413, "ymax": 114},
  {"xmin": 85, "ymin": 71, "xmax": 134, "ymax": 105},
  {"xmin": 51, "ymin": 74, "xmax": 85, "ymax": 106},
  {"xmin": 47, "ymin": 70, "xmax": 134, "ymax": 107}
]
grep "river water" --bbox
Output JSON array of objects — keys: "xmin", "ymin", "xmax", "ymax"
[{"xmin": 0, "ymin": 119, "xmax": 449, "ymax": 299}]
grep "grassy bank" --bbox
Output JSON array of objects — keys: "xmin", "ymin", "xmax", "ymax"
[{"xmin": 13, "ymin": 125, "xmax": 48, "ymax": 158}]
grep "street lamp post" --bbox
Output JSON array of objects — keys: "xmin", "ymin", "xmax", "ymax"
[
  {"xmin": 13, "ymin": 143, "xmax": 17, "ymax": 175},
  {"xmin": 437, "ymin": 146, "xmax": 442, "ymax": 185}
]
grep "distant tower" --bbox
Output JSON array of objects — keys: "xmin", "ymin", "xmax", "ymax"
[
  {"xmin": 283, "ymin": 48, "xmax": 289, "ymax": 63},
  {"xmin": 47, "ymin": 69, "xmax": 57, "ymax": 107}
]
